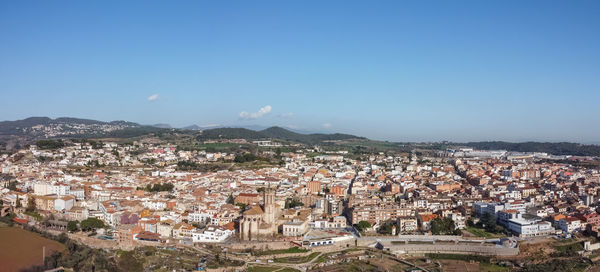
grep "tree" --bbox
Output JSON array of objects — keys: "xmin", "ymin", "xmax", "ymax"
[
  {"xmin": 430, "ymin": 217, "xmax": 456, "ymax": 235},
  {"xmin": 36, "ymin": 139, "xmax": 65, "ymax": 150},
  {"xmin": 144, "ymin": 183, "xmax": 174, "ymax": 192},
  {"xmin": 67, "ymin": 221, "xmax": 79, "ymax": 232},
  {"xmin": 226, "ymin": 194, "xmax": 235, "ymax": 205},
  {"xmin": 80, "ymin": 217, "xmax": 105, "ymax": 231},
  {"xmin": 356, "ymin": 220, "xmax": 371, "ymax": 232},
  {"xmin": 284, "ymin": 198, "xmax": 304, "ymax": 209},
  {"xmin": 234, "ymin": 153, "xmax": 257, "ymax": 163},
  {"xmin": 6, "ymin": 181, "xmax": 18, "ymax": 191},
  {"xmin": 26, "ymin": 196, "xmax": 36, "ymax": 212},
  {"xmin": 480, "ymin": 212, "xmax": 497, "ymax": 233},
  {"xmin": 236, "ymin": 203, "xmax": 247, "ymax": 210},
  {"xmin": 378, "ymin": 221, "xmax": 395, "ymax": 234}
]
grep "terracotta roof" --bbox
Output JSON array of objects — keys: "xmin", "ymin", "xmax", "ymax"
[
  {"xmin": 244, "ymin": 205, "xmax": 264, "ymax": 216},
  {"xmin": 13, "ymin": 218, "xmax": 29, "ymax": 224},
  {"xmin": 223, "ymin": 222, "xmax": 235, "ymax": 231},
  {"xmin": 419, "ymin": 214, "xmax": 438, "ymax": 222}
]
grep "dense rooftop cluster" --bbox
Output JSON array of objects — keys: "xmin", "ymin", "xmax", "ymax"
[{"xmin": 2, "ymin": 140, "xmax": 600, "ymax": 247}]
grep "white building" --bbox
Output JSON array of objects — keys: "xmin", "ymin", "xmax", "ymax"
[
  {"xmin": 143, "ymin": 201, "xmax": 166, "ymax": 211},
  {"xmin": 508, "ymin": 216, "xmax": 554, "ymax": 237},
  {"xmin": 188, "ymin": 212, "xmax": 211, "ymax": 223},
  {"xmin": 70, "ymin": 189, "xmax": 85, "ymax": 200},
  {"xmin": 54, "ymin": 196, "xmax": 75, "ymax": 211},
  {"xmin": 559, "ymin": 217, "xmax": 582, "ymax": 234},
  {"xmin": 283, "ymin": 219, "xmax": 308, "ymax": 237},
  {"xmin": 192, "ymin": 225, "xmax": 234, "ymax": 243},
  {"xmin": 33, "ymin": 183, "xmax": 51, "ymax": 195},
  {"xmin": 50, "ymin": 184, "xmax": 71, "ymax": 196},
  {"xmin": 397, "ymin": 217, "xmax": 418, "ymax": 233}
]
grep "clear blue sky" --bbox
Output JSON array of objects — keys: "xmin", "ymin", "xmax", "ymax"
[{"xmin": 1, "ymin": 1, "xmax": 599, "ymax": 142}]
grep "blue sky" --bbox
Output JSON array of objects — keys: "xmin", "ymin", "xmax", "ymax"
[{"xmin": 1, "ymin": 1, "xmax": 599, "ymax": 142}]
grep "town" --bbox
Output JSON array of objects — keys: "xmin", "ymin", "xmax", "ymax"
[{"xmin": 1, "ymin": 136, "xmax": 599, "ymax": 271}]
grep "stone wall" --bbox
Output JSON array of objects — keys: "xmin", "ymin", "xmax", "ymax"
[
  {"xmin": 383, "ymin": 243, "xmax": 519, "ymax": 256},
  {"xmin": 226, "ymin": 240, "xmax": 292, "ymax": 250}
]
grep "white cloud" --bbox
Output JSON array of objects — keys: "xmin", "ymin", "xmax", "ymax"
[
  {"xmin": 322, "ymin": 123, "xmax": 332, "ymax": 128},
  {"xmin": 239, "ymin": 105, "xmax": 272, "ymax": 120},
  {"xmin": 147, "ymin": 94, "xmax": 159, "ymax": 101}
]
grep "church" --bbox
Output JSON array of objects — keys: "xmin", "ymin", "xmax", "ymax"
[{"xmin": 239, "ymin": 185, "xmax": 282, "ymax": 240}]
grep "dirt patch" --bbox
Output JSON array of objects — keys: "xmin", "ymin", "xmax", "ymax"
[
  {"xmin": 439, "ymin": 260, "xmax": 479, "ymax": 272},
  {"xmin": 0, "ymin": 227, "xmax": 66, "ymax": 272}
]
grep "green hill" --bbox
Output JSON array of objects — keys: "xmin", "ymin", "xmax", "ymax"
[
  {"xmin": 196, "ymin": 128, "xmax": 266, "ymax": 141},
  {"xmin": 196, "ymin": 126, "xmax": 364, "ymax": 144}
]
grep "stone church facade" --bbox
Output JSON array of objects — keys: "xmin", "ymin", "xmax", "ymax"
[{"xmin": 239, "ymin": 186, "xmax": 281, "ymax": 240}]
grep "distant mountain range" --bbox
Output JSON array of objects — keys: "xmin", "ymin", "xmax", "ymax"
[
  {"xmin": 181, "ymin": 124, "xmax": 202, "ymax": 130},
  {"xmin": 154, "ymin": 123, "xmax": 273, "ymax": 131},
  {"xmin": 151, "ymin": 123, "xmax": 172, "ymax": 129},
  {"xmin": 0, "ymin": 117, "xmax": 366, "ymax": 150},
  {"xmin": 0, "ymin": 117, "xmax": 165, "ymax": 150},
  {"xmin": 196, "ymin": 126, "xmax": 366, "ymax": 144},
  {"xmin": 0, "ymin": 117, "xmax": 144, "ymax": 136},
  {"xmin": 0, "ymin": 117, "xmax": 599, "ymax": 157}
]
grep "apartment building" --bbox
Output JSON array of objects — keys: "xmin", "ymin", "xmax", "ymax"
[{"xmin": 350, "ymin": 203, "xmax": 414, "ymax": 225}]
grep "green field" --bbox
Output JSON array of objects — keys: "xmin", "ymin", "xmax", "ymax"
[
  {"xmin": 466, "ymin": 226, "xmax": 505, "ymax": 238},
  {"xmin": 479, "ymin": 263, "xmax": 510, "ymax": 272}
]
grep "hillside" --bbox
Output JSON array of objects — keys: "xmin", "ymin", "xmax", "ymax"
[
  {"xmin": 196, "ymin": 128, "xmax": 266, "ymax": 141},
  {"xmin": 0, "ymin": 117, "xmax": 167, "ymax": 151},
  {"xmin": 261, "ymin": 126, "xmax": 365, "ymax": 143},
  {"xmin": 196, "ymin": 126, "xmax": 365, "ymax": 144},
  {"xmin": 0, "ymin": 117, "xmax": 130, "ymax": 136},
  {"xmin": 2, "ymin": 117, "xmax": 599, "ymax": 157}
]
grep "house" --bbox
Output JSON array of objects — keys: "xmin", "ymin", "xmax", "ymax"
[
  {"xmin": 580, "ymin": 213, "xmax": 600, "ymax": 228},
  {"xmin": 135, "ymin": 231, "xmax": 161, "ymax": 242},
  {"xmin": 418, "ymin": 214, "xmax": 438, "ymax": 231},
  {"xmin": 173, "ymin": 222, "xmax": 196, "ymax": 238},
  {"xmin": 157, "ymin": 221, "xmax": 174, "ymax": 238},
  {"xmin": 312, "ymin": 216, "xmax": 346, "ymax": 229},
  {"xmin": 211, "ymin": 204, "xmax": 240, "ymax": 226},
  {"xmin": 188, "ymin": 212, "xmax": 211, "ymax": 223},
  {"xmin": 2, "ymin": 194, "xmax": 18, "ymax": 207},
  {"xmin": 116, "ymin": 224, "xmax": 142, "ymax": 245},
  {"xmin": 34, "ymin": 195, "xmax": 57, "ymax": 211},
  {"xmin": 283, "ymin": 219, "xmax": 309, "ymax": 237},
  {"xmin": 138, "ymin": 219, "xmax": 159, "ymax": 233},
  {"xmin": 65, "ymin": 207, "xmax": 89, "ymax": 221},
  {"xmin": 234, "ymin": 193, "xmax": 260, "ymax": 205},
  {"xmin": 559, "ymin": 217, "xmax": 581, "ymax": 234},
  {"xmin": 54, "ymin": 196, "xmax": 75, "ymax": 211},
  {"xmin": 192, "ymin": 223, "xmax": 235, "ymax": 243},
  {"xmin": 397, "ymin": 217, "xmax": 418, "ymax": 233},
  {"xmin": 328, "ymin": 216, "xmax": 347, "ymax": 229}
]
